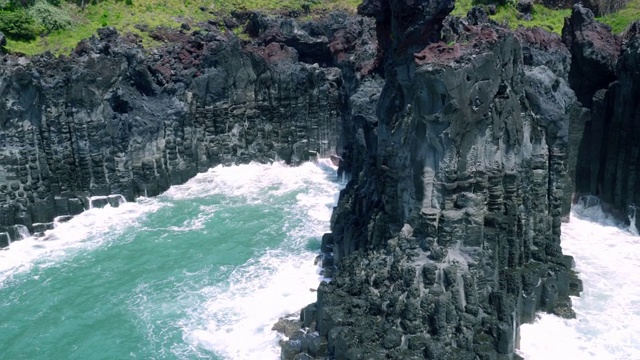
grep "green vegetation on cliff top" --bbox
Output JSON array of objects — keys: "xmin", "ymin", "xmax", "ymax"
[
  {"xmin": 453, "ymin": 0, "xmax": 640, "ymax": 34},
  {"xmin": 452, "ymin": 0, "xmax": 571, "ymax": 34},
  {"xmin": 1, "ymin": 0, "xmax": 638, "ymax": 55},
  {"xmin": 2, "ymin": 0, "xmax": 361, "ymax": 55}
]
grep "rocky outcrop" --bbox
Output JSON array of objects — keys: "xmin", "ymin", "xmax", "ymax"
[
  {"xmin": 281, "ymin": 5, "xmax": 582, "ymax": 360},
  {"xmin": 562, "ymin": 4, "xmax": 620, "ymax": 107},
  {"xmin": 0, "ymin": 14, "xmax": 379, "ymax": 243},
  {"xmin": 581, "ymin": 0, "xmax": 629, "ymax": 16},
  {"xmin": 568, "ymin": 5, "xmax": 640, "ymax": 227}
]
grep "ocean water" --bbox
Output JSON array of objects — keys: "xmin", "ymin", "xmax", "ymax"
[
  {"xmin": 519, "ymin": 198, "xmax": 640, "ymax": 360},
  {"xmin": 0, "ymin": 161, "xmax": 342, "ymax": 360},
  {"xmin": 1, "ymin": 162, "xmax": 637, "ymax": 360}
]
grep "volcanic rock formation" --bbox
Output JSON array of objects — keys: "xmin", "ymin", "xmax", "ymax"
[
  {"xmin": 2, "ymin": 2, "xmax": 639, "ymax": 359},
  {"xmin": 280, "ymin": 4, "xmax": 587, "ymax": 360},
  {"xmin": 567, "ymin": 5, "xmax": 640, "ymax": 229},
  {"xmin": 0, "ymin": 16, "xmax": 379, "ymax": 242}
]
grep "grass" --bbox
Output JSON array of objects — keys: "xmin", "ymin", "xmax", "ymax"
[
  {"xmin": 492, "ymin": 4, "xmax": 570, "ymax": 34},
  {"xmin": 5, "ymin": 0, "xmax": 361, "ymax": 55},
  {"xmin": 453, "ymin": 0, "xmax": 639, "ymax": 35},
  {"xmin": 6, "ymin": 0, "xmax": 638, "ymax": 55},
  {"xmin": 599, "ymin": 0, "xmax": 640, "ymax": 33}
]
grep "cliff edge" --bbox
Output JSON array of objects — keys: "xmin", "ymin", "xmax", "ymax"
[
  {"xmin": 0, "ymin": 16, "xmax": 375, "ymax": 244},
  {"xmin": 281, "ymin": 3, "xmax": 588, "ymax": 359}
]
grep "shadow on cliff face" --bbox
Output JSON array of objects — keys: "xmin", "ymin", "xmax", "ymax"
[
  {"xmin": 0, "ymin": 13, "xmax": 380, "ymax": 242},
  {"xmin": 277, "ymin": 2, "xmax": 596, "ymax": 359},
  {"xmin": 565, "ymin": 5, "xmax": 640, "ymax": 229}
]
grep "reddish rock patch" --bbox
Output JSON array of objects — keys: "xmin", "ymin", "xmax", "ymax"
[
  {"xmin": 414, "ymin": 24, "xmax": 498, "ymax": 65},
  {"xmin": 246, "ymin": 42, "xmax": 298, "ymax": 64},
  {"xmin": 414, "ymin": 42, "xmax": 461, "ymax": 65}
]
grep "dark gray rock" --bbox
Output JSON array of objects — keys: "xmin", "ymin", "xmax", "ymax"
[
  {"xmin": 466, "ymin": 6, "xmax": 490, "ymax": 26},
  {"xmin": 562, "ymin": 4, "xmax": 621, "ymax": 107},
  {"xmin": 292, "ymin": 353, "xmax": 313, "ymax": 360},
  {"xmin": 273, "ymin": 316, "xmax": 303, "ymax": 338},
  {"xmin": 0, "ymin": 232, "xmax": 9, "ymax": 247},
  {"xmin": 299, "ymin": 2, "xmax": 581, "ymax": 359},
  {"xmin": 582, "ymin": 0, "xmax": 629, "ymax": 16},
  {"xmin": 516, "ymin": 0, "xmax": 533, "ymax": 15},
  {"xmin": 280, "ymin": 339, "xmax": 302, "ymax": 360},
  {"xmin": 0, "ymin": 14, "xmax": 374, "ymax": 239},
  {"xmin": 567, "ymin": 6, "xmax": 640, "ymax": 229}
]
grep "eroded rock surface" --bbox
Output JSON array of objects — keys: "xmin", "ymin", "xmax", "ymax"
[
  {"xmin": 282, "ymin": 5, "xmax": 582, "ymax": 360},
  {"xmin": 562, "ymin": 4, "xmax": 620, "ymax": 107},
  {"xmin": 568, "ymin": 5, "xmax": 640, "ymax": 227}
]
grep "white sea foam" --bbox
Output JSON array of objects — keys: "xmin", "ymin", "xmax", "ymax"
[
  {"xmin": 184, "ymin": 252, "xmax": 323, "ymax": 359},
  {"xmin": 0, "ymin": 160, "xmax": 342, "ymax": 360},
  {"xmin": 164, "ymin": 160, "xmax": 340, "ymax": 204},
  {"xmin": 0, "ymin": 198, "xmax": 163, "ymax": 286},
  {"xmin": 177, "ymin": 160, "xmax": 341, "ymax": 359},
  {"xmin": 519, "ymin": 200, "xmax": 640, "ymax": 360}
]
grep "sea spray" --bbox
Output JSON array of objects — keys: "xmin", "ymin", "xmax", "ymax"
[{"xmin": 519, "ymin": 199, "xmax": 640, "ymax": 360}]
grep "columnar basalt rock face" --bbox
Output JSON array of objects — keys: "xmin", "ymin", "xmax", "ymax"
[
  {"xmin": 568, "ymin": 5, "xmax": 640, "ymax": 226},
  {"xmin": 0, "ymin": 16, "xmax": 376, "ymax": 242},
  {"xmin": 282, "ymin": 5, "xmax": 583, "ymax": 360}
]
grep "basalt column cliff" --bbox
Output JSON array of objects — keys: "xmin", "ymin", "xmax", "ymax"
[
  {"xmin": 567, "ymin": 5, "xmax": 640, "ymax": 227},
  {"xmin": 0, "ymin": 22, "xmax": 354, "ymax": 245},
  {"xmin": 283, "ymin": 2, "xmax": 585, "ymax": 359}
]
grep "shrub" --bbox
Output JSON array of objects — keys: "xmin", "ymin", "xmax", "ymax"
[
  {"xmin": 0, "ymin": 9, "xmax": 37, "ymax": 40},
  {"xmin": 28, "ymin": 0, "xmax": 73, "ymax": 32},
  {"xmin": 99, "ymin": 10, "xmax": 107, "ymax": 26}
]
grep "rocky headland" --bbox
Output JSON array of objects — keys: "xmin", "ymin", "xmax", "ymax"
[
  {"xmin": 0, "ymin": 1, "xmax": 639, "ymax": 359},
  {"xmin": 277, "ymin": 3, "xmax": 640, "ymax": 360}
]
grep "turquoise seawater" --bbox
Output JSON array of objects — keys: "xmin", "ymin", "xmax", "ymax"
[{"xmin": 0, "ymin": 161, "xmax": 342, "ymax": 360}]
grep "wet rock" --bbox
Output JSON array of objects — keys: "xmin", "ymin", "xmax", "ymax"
[
  {"xmin": 572, "ymin": 14, "xmax": 640, "ymax": 229},
  {"xmin": 292, "ymin": 353, "xmax": 313, "ymax": 360},
  {"xmin": 273, "ymin": 316, "xmax": 303, "ymax": 338},
  {"xmin": 516, "ymin": 26, "xmax": 571, "ymax": 79},
  {"xmin": 307, "ymin": 335, "xmax": 328, "ymax": 357},
  {"xmin": 280, "ymin": 339, "xmax": 302, "ymax": 360}
]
